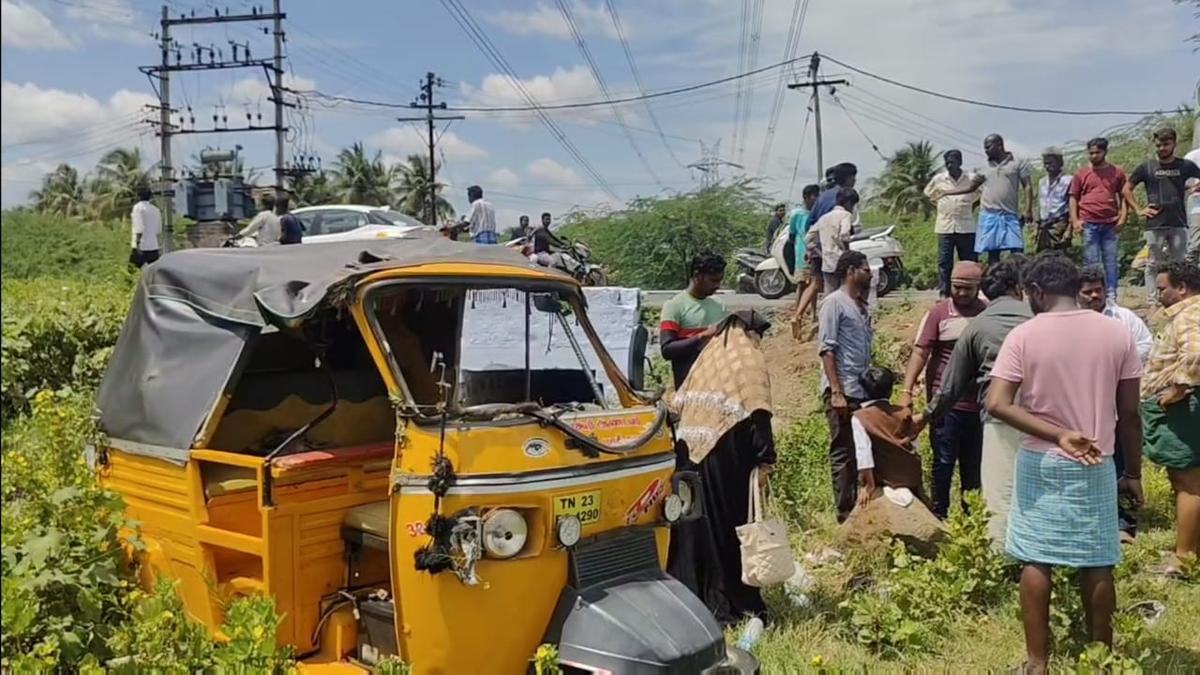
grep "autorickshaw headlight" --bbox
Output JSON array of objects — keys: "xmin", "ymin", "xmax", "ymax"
[
  {"xmin": 556, "ymin": 515, "xmax": 582, "ymax": 547},
  {"xmin": 482, "ymin": 509, "xmax": 528, "ymax": 559},
  {"xmin": 663, "ymin": 494, "xmax": 684, "ymax": 523},
  {"xmin": 675, "ymin": 480, "xmax": 694, "ymax": 515}
]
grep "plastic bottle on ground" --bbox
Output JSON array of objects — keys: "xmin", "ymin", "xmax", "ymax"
[{"xmin": 736, "ymin": 616, "xmax": 764, "ymax": 651}]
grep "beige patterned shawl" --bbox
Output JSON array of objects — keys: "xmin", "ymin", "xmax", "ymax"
[{"xmin": 669, "ymin": 314, "xmax": 773, "ymax": 464}]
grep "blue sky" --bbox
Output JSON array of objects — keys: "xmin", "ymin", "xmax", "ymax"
[{"xmin": 2, "ymin": 0, "xmax": 1197, "ymax": 225}]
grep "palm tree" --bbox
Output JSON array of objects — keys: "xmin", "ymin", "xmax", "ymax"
[
  {"xmin": 391, "ymin": 154, "xmax": 454, "ymax": 224},
  {"xmin": 330, "ymin": 142, "xmax": 391, "ymax": 205},
  {"xmin": 872, "ymin": 140, "xmax": 939, "ymax": 219},
  {"xmin": 291, "ymin": 171, "xmax": 339, "ymax": 207},
  {"xmin": 90, "ymin": 147, "xmax": 149, "ymax": 220},
  {"xmin": 30, "ymin": 164, "xmax": 87, "ymax": 217}
]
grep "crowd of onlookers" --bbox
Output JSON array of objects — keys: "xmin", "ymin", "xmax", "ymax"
[{"xmin": 660, "ymin": 126, "xmax": 1199, "ymax": 674}]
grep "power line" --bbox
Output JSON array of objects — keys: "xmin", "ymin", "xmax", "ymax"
[
  {"xmin": 756, "ymin": 0, "xmax": 809, "ymax": 175},
  {"xmin": 735, "ymin": 0, "xmax": 765, "ymax": 162},
  {"xmin": 819, "ymin": 53, "xmax": 1171, "ymax": 117},
  {"xmin": 730, "ymin": 0, "xmax": 750, "ymax": 164},
  {"xmin": 837, "ymin": 90, "xmax": 982, "ymax": 153},
  {"xmin": 604, "ymin": 0, "xmax": 687, "ymax": 167},
  {"xmin": 304, "ymin": 52, "xmax": 815, "ymax": 112},
  {"xmin": 787, "ymin": 103, "xmax": 813, "ymax": 201},
  {"xmin": 438, "ymin": 0, "xmax": 619, "ymax": 200},
  {"xmin": 847, "ymin": 85, "xmax": 979, "ymax": 145},
  {"xmin": 827, "ymin": 90, "xmax": 886, "ymax": 160},
  {"xmin": 554, "ymin": 0, "xmax": 664, "ymax": 189},
  {"xmin": 834, "ymin": 94, "xmax": 987, "ymax": 159}
]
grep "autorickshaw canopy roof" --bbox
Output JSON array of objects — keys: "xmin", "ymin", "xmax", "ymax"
[{"xmin": 95, "ymin": 233, "xmax": 574, "ymax": 461}]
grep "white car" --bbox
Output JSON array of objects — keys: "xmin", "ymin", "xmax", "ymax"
[{"xmin": 290, "ymin": 205, "xmax": 433, "ymax": 243}]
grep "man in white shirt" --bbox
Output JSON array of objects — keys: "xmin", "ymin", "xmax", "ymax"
[
  {"xmin": 238, "ymin": 193, "xmax": 281, "ymax": 246},
  {"xmin": 1078, "ymin": 264, "xmax": 1152, "ymax": 541},
  {"xmin": 1078, "ymin": 266, "xmax": 1152, "ymax": 362},
  {"xmin": 805, "ymin": 187, "xmax": 860, "ymax": 292},
  {"xmin": 924, "ymin": 149, "xmax": 981, "ymax": 297},
  {"xmin": 130, "ymin": 186, "xmax": 162, "ymax": 268},
  {"xmin": 459, "ymin": 184, "xmax": 497, "ymax": 244}
]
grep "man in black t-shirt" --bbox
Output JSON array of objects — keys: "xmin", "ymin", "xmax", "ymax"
[
  {"xmin": 532, "ymin": 211, "xmax": 566, "ymax": 267},
  {"xmin": 1123, "ymin": 126, "xmax": 1200, "ymax": 296}
]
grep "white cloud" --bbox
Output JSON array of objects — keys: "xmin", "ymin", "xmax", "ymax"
[
  {"xmin": 527, "ymin": 157, "xmax": 583, "ymax": 185},
  {"xmin": 462, "ymin": 65, "xmax": 621, "ymax": 126},
  {"xmin": 0, "ymin": 82, "xmax": 158, "ymax": 206},
  {"xmin": 490, "ymin": 1, "xmax": 619, "ymax": 40},
  {"xmin": 225, "ymin": 74, "xmax": 317, "ymax": 105},
  {"xmin": 486, "ymin": 167, "xmax": 521, "ymax": 190},
  {"xmin": 1, "ymin": 81, "xmax": 136, "ymax": 145},
  {"xmin": 369, "ymin": 126, "xmax": 488, "ymax": 163},
  {"xmin": 62, "ymin": 0, "xmax": 147, "ymax": 45},
  {"xmin": 1, "ymin": 0, "xmax": 73, "ymax": 50}
]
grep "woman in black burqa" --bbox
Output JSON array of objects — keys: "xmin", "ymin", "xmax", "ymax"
[{"xmin": 666, "ymin": 310, "xmax": 776, "ymax": 625}]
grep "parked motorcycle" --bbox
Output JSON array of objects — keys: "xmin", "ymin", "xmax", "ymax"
[
  {"xmin": 507, "ymin": 236, "xmax": 608, "ymax": 286},
  {"xmin": 742, "ymin": 225, "xmax": 905, "ymax": 299}
]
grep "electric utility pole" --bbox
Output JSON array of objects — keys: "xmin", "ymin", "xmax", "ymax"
[
  {"xmin": 142, "ymin": 3, "xmax": 290, "ymax": 247},
  {"xmin": 396, "ymin": 72, "xmax": 463, "ymax": 227},
  {"xmin": 787, "ymin": 52, "xmax": 848, "ymax": 180}
]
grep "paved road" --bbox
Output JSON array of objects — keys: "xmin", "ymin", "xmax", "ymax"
[{"xmin": 641, "ymin": 288, "xmax": 939, "ymax": 310}]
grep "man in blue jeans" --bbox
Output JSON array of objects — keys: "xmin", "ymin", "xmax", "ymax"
[{"xmin": 1070, "ymin": 138, "xmax": 1128, "ymax": 302}]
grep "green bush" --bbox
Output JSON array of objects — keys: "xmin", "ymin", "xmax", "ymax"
[
  {"xmin": 1, "ymin": 390, "xmax": 136, "ymax": 671},
  {"xmin": 108, "ymin": 577, "xmax": 295, "ymax": 673},
  {"xmin": 771, "ymin": 415, "xmax": 834, "ymax": 527},
  {"xmin": 559, "ymin": 182, "xmax": 768, "ymax": 289},
  {"xmin": 837, "ymin": 492, "xmax": 1010, "ymax": 656},
  {"xmin": 1, "ymin": 278, "xmax": 132, "ymax": 422},
  {"xmin": 0, "ymin": 210, "xmax": 132, "ymax": 282}
]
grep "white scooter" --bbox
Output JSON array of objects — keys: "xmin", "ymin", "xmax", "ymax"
[{"xmin": 747, "ymin": 225, "xmax": 905, "ymax": 299}]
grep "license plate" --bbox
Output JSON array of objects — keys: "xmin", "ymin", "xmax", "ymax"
[{"xmin": 554, "ymin": 490, "xmax": 602, "ymax": 526}]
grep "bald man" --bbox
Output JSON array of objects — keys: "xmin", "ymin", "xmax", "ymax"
[{"xmin": 900, "ymin": 261, "xmax": 989, "ymax": 518}]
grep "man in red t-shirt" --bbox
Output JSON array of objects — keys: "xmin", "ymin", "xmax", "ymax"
[
  {"xmin": 900, "ymin": 261, "xmax": 988, "ymax": 518},
  {"xmin": 1070, "ymin": 137, "xmax": 1128, "ymax": 302}
]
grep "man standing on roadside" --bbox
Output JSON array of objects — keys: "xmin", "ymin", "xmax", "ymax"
[
  {"xmin": 818, "ymin": 250, "xmax": 875, "ymax": 522},
  {"xmin": 659, "ymin": 254, "xmax": 728, "ymax": 389},
  {"xmin": 945, "ymin": 135, "xmax": 1033, "ymax": 264},
  {"xmin": 924, "ymin": 150, "xmax": 980, "ymax": 297},
  {"xmin": 1141, "ymin": 262, "xmax": 1200, "ymax": 575},
  {"xmin": 1079, "ymin": 265, "xmax": 1153, "ymax": 540},
  {"xmin": 238, "ymin": 192, "xmax": 280, "ymax": 246},
  {"xmin": 1036, "ymin": 149, "xmax": 1072, "ymax": 253},
  {"xmin": 987, "ymin": 254, "xmax": 1143, "ymax": 674},
  {"xmin": 916, "ymin": 257, "xmax": 1031, "ymax": 545},
  {"xmin": 900, "ymin": 261, "xmax": 988, "ymax": 519},
  {"xmin": 789, "ymin": 184, "xmax": 823, "ymax": 334},
  {"xmin": 808, "ymin": 188, "xmax": 860, "ymax": 293},
  {"xmin": 460, "ymin": 185, "xmax": 498, "ymax": 245},
  {"xmin": 1071, "ymin": 138, "xmax": 1128, "ymax": 302},
  {"xmin": 1123, "ymin": 127, "xmax": 1200, "ymax": 298},
  {"xmin": 277, "ymin": 196, "xmax": 302, "ymax": 245},
  {"xmin": 129, "ymin": 185, "xmax": 162, "ymax": 268},
  {"xmin": 766, "ymin": 203, "xmax": 787, "ymax": 251}
]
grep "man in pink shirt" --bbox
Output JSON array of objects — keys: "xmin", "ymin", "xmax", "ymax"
[
  {"xmin": 1070, "ymin": 137, "xmax": 1128, "ymax": 303},
  {"xmin": 986, "ymin": 253, "xmax": 1142, "ymax": 675}
]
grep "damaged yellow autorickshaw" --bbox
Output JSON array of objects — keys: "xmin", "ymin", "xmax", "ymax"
[{"xmin": 94, "ymin": 234, "xmax": 758, "ymax": 674}]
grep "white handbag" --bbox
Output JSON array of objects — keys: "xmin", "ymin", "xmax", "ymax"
[{"xmin": 736, "ymin": 467, "xmax": 796, "ymax": 588}]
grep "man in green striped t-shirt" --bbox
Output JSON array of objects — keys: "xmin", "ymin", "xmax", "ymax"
[{"xmin": 659, "ymin": 254, "xmax": 728, "ymax": 388}]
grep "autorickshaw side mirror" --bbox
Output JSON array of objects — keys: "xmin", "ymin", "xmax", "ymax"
[{"xmin": 532, "ymin": 292, "xmax": 563, "ymax": 314}]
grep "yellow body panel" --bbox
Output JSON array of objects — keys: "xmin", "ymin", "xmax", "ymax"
[{"xmin": 102, "ymin": 263, "xmax": 681, "ymax": 673}]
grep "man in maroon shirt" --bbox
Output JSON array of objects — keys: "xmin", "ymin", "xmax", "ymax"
[
  {"xmin": 900, "ymin": 261, "xmax": 988, "ymax": 518},
  {"xmin": 1071, "ymin": 137, "xmax": 1128, "ymax": 302}
]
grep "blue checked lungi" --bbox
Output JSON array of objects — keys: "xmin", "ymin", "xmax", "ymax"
[
  {"xmin": 1005, "ymin": 449, "xmax": 1120, "ymax": 568},
  {"xmin": 473, "ymin": 230, "xmax": 499, "ymax": 245},
  {"xmin": 975, "ymin": 208, "xmax": 1025, "ymax": 254}
]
